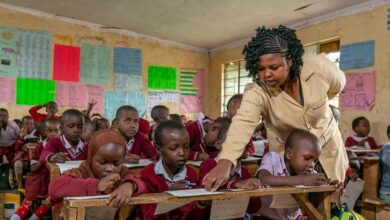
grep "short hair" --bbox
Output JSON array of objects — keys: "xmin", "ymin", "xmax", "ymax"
[
  {"xmin": 0, "ymin": 108, "xmax": 8, "ymax": 114},
  {"xmin": 169, "ymin": 114, "xmax": 182, "ymax": 124},
  {"xmin": 21, "ymin": 115, "xmax": 33, "ymax": 123},
  {"xmin": 243, "ymin": 25, "xmax": 304, "ymax": 87},
  {"xmin": 154, "ymin": 120, "xmax": 187, "ymax": 148},
  {"xmin": 285, "ymin": 129, "xmax": 319, "ymax": 150},
  {"xmin": 151, "ymin": 105, "xmax": 169, "ymax": 121},
  {"xmin": 115, "ymin": 105, "xmax": 138, "ymax": 120},
  {"xmin": 215, "ymin": 117, "xmax": 232, "ymax": 142},
  {"xmin": 387, "ymin": 124, "xmax": 390, "ymax": 135},
  {"xmin": 352, "ymin": 116, "xmax": 368, "ymax": 131},
  {"xmin": 226, "ymin": 94, "xmax": 243, "ymax": 110},
  {"xmin": 60, "ymin": 109, "xmax": 84, "ymax": 124}
]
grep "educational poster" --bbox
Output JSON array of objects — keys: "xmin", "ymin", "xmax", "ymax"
[
  {"xmin": 0, "ymin": 27, "xmax": 18, "ymax": 76},
  {"xmin": 0, "ymin": 76, "xmax": 15, "ymax": 103},
  {"xmin": 147, "ymin": 91, "xmax": 180, "ymax": 115},
  {"xmin": 87, "ymin": 85, "xmax": 104, "ymax": 114},
  {"xmin": 16, "ymin": 78, "xmax": 56, "ymax": 105},
  {"xmin": 113, "ymin": 47, "xmax": 142, "ymax": 75},
  {"xmin": 147, "ymin": 66, "xmax": 177, "ymax": 90},
  {"xmin": 104, "ymin": 91, "xmax": 146, "ymax": 120},
  {"xmin": 339, "ymin": 40, "xmax": 374, "ymax": 70},
  {"xmin": 179, "ymin": 68, "xmax": 204, "ymax": 113},
  {"xmin": 55, "ymin": 81, "xmax": 87, "ymax": 108},
  {"xmin": 341, "ymin": 72, "xmax": 375, "ymax": 111},
  {"xmin": 18, "ymin": 30, "xmax": 52, "ymax": 79},
  {"xmin": 53, "ymin": 44, "xmax": 80, "ymax": 82},
  {"xmin": 80, "ymin": 44, "xmax": 111, "ymax": 85},
  {"xmin": 114, "ymin": 74, "xmax": 141, "ymax": 91}
]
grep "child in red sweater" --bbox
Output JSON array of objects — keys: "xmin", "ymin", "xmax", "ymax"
[
  {"xmin": 49, "ymin": 129, "xmax": 145, "ymax": 219},
  {"xmin": 116, "ymin": 105, "xmax": 158, "ymax": 163},
  {"xmin": 11, "ymin": 119, "xmax": 60, "ymax": 220},
  {"xmin": 345, "ymin": 116, "xmax": 379, "ymax": 149},
  {"xmin": 134, "ymin": 120, "xmax": 202, "ymax": 220},
  {"xmin": 150, "ymin": 105, "xmax": 169, "ymax": 141},
  {"xmin": 185, "ymin": 112, "xmax": 213, "ymax": 161},
  {"xmin": 28, "ymin": 101, "xmax": 59, "ymax": 122}
]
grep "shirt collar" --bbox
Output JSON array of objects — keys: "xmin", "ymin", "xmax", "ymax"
[
  {"xmin": 62, "ymin": 135, "xmax": 84, "ymax": 152},
  {"xmin": 126, "ymin": 137, "xmax": 135, "ymax": 152},
  {"xmin": 154, "ymin": 159, "xmax": 187, "ymax": 183}
]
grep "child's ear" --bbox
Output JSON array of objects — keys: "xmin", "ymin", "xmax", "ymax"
[
  {"xmin": 287, "ymin": 56, "xmax": 293, "ymax": 68},
  {"xmin": 155, "ymin": 145, "xmax": 162, "ymax": 155},
  {"xmin": 285, "ymin": 147, "xmax": 292, "ymax": 160}
]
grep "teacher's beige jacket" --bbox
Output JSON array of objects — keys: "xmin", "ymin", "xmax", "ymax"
[{"xmin": 220, "ymin": 54, "xmax": 348, "ymax": 181}]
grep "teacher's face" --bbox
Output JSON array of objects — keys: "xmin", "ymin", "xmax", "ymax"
[{"xmin": 257, "ymin": 53, "xmax": 292, "ymax": 88}]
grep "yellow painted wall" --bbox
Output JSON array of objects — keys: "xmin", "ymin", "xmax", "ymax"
[
  {"xmin": 207, "ymin": 5, "xmax": 390, "ymax": 144},
  {"xmin": 0, "ymin": 7, "xmax": 209, "ymax": 120}
]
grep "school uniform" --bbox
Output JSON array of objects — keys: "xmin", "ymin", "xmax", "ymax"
[
  {"xmin": 134, "ymin": 160, "xmax": 202, "ymax": 220},
  {"xmin": 39, "ymin": 135, "xmax": 88, "ymax": 163},
  {"xmin": 139, "ymin": 118, "xmax": 151, "ymax": 136},
  {"xmin": 28, "ymin": 105, "xmax": 59, "ymax": 122},
  {"xmin": 0, "ymin": 120, "xmax": 20, "ymax": 163},
  {"xmin": 345, "ymin": 135, "xmax": 379, "ymax": 149},
  {"xmin": 13, "ymin": 129, "xmax": 39, "ymax": 161},
  {"xmin": 127, "ymin": 132, "xmax": 158, "ymax": 161},
  {"xmin": 185, "ymin": 113, "xmax": 212, "ymax": 160}
]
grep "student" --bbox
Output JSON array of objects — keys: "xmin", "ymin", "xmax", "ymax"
[
  {"xmin": 379, "ymin": 124, "xmax": 390, "ymax": 204},
  {"xmin": 28, "ymin": 101, "xmax": 59, "ymax": 122},
  {"xmin": 39, "ymin": 109, "xmax": 88, "ymax": 163},
  {"xmin": 150, "ymin": 105, "xmax": 169, "ymax": 141},
  {"xmin": 198, "ymin": 117, "xmax": 262, "ymax": 219},
  {"xmin": 256, "ymin": 129, "xmax": 335, "ymax": 220},
  {"xmin": 95, "ymin": 118, "xmax": 110, "ymax": 131},
  {"xmin": 81, "ymin": 116, "xmax": 95, "ymax": 144},
  {"xmin": 186, "ymin": 112, "xmax": 213, "ymax": 161},
  {"xmin": 345, "ymin": 116, "xmax": 379, "ymax": 149},
  {"xmin": 168, "ymin": 114, "xmax": 183, "ymax": 125},
  {"xmin": 11, "ymin": 119, "xmax": 60, "ymax": 220},
  {"xmin": 116, "ymin": 106, "xmax": 158, "ymax": 163},
  {"xmin": 14, "ymin": 116, "xmax": 39, "ymax": 189},
  {"xmin": 202, "ymin": 117, "xmax": 231, "ymax": 159},
  {"xmin": 180, "ymin": 115, "xmax": 188, "ymax": 125},
  {"xmin": 0, "ymin": 108, "xmax": 20, "ymax": 163},
  {"xmin": 134, "ymin": 120, "xmax": 202, "ymax": 220},
  {"xmin": 48, "ymin": 130, "xmax": 145, "ymax": 218}
]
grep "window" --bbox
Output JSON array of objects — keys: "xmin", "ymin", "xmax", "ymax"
[{"xmin": 221, "ymin": 60, "xmax": 252, "ymax": 113}]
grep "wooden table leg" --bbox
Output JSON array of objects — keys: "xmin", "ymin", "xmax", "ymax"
[
  {"xmin": 318, "ymin": 191, "xmax": 331, "ymax": 220},
  {"xmin": 363, "ymin": 160, "xmax": 380, "ymax": 199},
  {"xmin": 64, "ymin": 207, "xmax": 78, "ymax": 220},
  {"xmin": 77, "ymin": 207, "xmax": 85, "ymax": 220},
  {"xmin": 292, "ymin": 193, "xmax": 322, "ymax": 220}
]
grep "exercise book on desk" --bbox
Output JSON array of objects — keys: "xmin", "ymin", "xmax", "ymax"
[
  {"xmin": 242, "ymin": 156, "xmax": 261, "ymax": 162},
  {"xmin": 124, "ymin": 159, "xmax": 153, "ymax": 168},
  {"xmin": 166, "ymin": 188, "xmax": 223, "ymax": 197},
  {"xmin": 56, "ymin": 160, "xmax": 83, "ymax": 174}
]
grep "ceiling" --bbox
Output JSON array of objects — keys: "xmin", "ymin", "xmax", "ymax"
[{"xmin": 0, "ymin": 0, "xmax": 371, "ymax": 49}]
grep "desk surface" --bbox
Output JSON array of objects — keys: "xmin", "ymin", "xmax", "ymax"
[
  {"xmin": 350, "ymin": 156, "xmax": 379, "ymax": 161},
  {"xmin": 347, "ymin": 148, "xmax": 380, "ymax": 153}
]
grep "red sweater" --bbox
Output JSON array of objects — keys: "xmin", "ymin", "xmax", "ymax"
[
  {"xmin": 139, "ymin": 118, "xmax": 151, "ymax": 136},
  {"xmin": 14, "ymin": 131, "xmax": 40, "ymax": 161},
  {"xmin": 134, "ymin": 163, "xmax": 203, "ymax": 220},
  {"xmin": 39, "ymin": 137, "xmax": 88, "ymax": 164},
  {"xmin": 129, "ymin": 133, "xmax": 158, "ymax": 161},
  {"xmin": 28, "ymin": 105, "xmax": 59, "ymax": 122},
  {"xmin": 186, "ymin": 121, "xmax": 206, "ymax": 160},
  {"xmin": 345, "ymin": 136, "xmax": 379, "ymax": 149}
]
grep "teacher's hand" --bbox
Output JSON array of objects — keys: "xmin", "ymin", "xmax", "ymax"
[{"xmin": 203, "ymin": 159, "xmax": 234, "ymax": 191}]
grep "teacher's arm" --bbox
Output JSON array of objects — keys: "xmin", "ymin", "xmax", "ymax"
[
  {"xmin": 203, "ymin": 87, "xmax": 264, "ymax": 191},
  {"xmin": 319, "ymin": 54, "xmax": 346, "ymax": 99}
]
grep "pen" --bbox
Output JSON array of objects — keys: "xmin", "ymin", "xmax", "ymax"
[
  {"xmin": 199, "ymin": 144, "xmax": 205, "ymax": 154},
  {"xmin": 183, "ymin": 181, "xmax": 197, "ymax": 187}
]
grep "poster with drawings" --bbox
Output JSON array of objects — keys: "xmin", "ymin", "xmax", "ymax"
[
  {"xmin": 147, "ymin": 91, "xmax": 180, "ymax": 115},
  {"xmin": 341, "ymin": 72, "xmax": 375, "ymax": 111}
]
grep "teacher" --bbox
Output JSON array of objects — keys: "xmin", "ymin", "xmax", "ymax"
[{"xmin": 203, "ymin": 25, "xmax": 348, "ymax": 191}]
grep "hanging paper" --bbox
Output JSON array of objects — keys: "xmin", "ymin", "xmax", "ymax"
[
  {"xmin": 16, "ymin": 78, "xmax": 56, "ymax": 105},
  {"xmin": 87, "ymin": 85, "xmax": 104, "ymax": 114},
  {"xmin": 148, "ymin": 66, "xmax": 177, "ymax": 90},
  {"xmin": 0, "ymin": 76, "xmax": 15, "ymax": 103},
  {"xmin": 114, "ymin": 74, "xmax": 141, "ymax": 91},
  {"xmin": 18, "ymin": 30, "xmax": 52, "ymax": 79},
  {"xmin": 341, "ymin": 72, "xmax": 375, "ymax": 111},
  {"xmin": 210, "ymin": 197, "xmax": 250, "ymax": 220},
  {"xmin": 180, "ymin": 68, "xmax": 204, "ymax": 113},
  {"xmin": 80, "ymin": 44, "xmax": 111, "ymax": 85},
  {"xmin": 55, "ymin": 81, "xmax": 87, "ymax": 107},
  {"xmin": 113, "ymin": 47, "xmax": 142, "ymax": 75},
  {"xmin": 147, "ymin": 91, "xmax": 180, "ymax": 115},
  {"xmin": 0, "ymin": 27, "xmax": 18, "ymax": 76},
  {"xmin": 340, "ymin": 40, "xmax": 374, "ymax": 70},
  {"xmin": 104, "ymin": 91, "xmax": 146, "ymax": 120},
  {"xmin": 53, "ymin": 44, "xmax": 80, "ymax": 82}
]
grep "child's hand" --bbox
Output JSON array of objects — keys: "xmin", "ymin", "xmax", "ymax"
[
  {"xmin": 49, "ymin": 152, "xmax": 68, "ymax": 163},
  {"xmin": 234, "ymin": 178, "xmax": 264, "ymax": 190},
  {"xmin": 169, "ymin": 180, "xmax": 193, "ymax": 190},
  {"xmin": 197, "ymin": 152, "xmax": 209, "ymax": 161},
  {"xmin": 107, "ymin": 182, "xmax": 134, "ymax": 209},
  {"xmin": 124, "ymin": 154, "xmax": 140, "ymax": 164},
  {"xmin": 97, "ymin": 174, "xmax": 121, "ymax": 194},
  {"xmin": 20, "ymin": 127, "xmax": 27, "ymax": 139},
  {"xmin": 301, "ymin": 173, "xmax": 327, "ymax": 186}
]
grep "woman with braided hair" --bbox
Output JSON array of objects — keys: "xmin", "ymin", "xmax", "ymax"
[{"xmin": 204, "ymin": 25, "xmax": 348, "ymax": 190}]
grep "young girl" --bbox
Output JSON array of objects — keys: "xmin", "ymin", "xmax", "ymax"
[
  {"xmin": 256, "ymin": 129, "xmax": 333, "ymax": 220},
  {"xmin": 186, "ymin": 112, "xmax": 213, "ymax": 161},
  {"xmin": 134, "ymin": 120, "xmax": 202, "ymax": 220},
  {"xmin": 345, "ymin": 116, "xmax": 379, "ymax": 149},
  {"xmin": 48, "ymin": 129, "xmax": 145, "ymax": 219}
]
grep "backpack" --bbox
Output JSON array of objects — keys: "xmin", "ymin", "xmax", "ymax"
[{"xmin": 331, "ymin": 203, "xmax": 365, "ymax": 220}]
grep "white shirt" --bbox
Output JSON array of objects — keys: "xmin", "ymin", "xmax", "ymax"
[{"xmin": 154, "ymin": 159, "xmax": 187, "ymax": 187}]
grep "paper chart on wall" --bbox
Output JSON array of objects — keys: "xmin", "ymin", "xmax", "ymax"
[
  {"xmin": 81, "ymin": 44, "xmax": 111, "ymax": 85},
  {"xmin": 0, "ymin": 27, "xmax": 18, "ymax": 76},
  {"xmin": 113, "ymin": 47, "xmax": 142, "ymax": 75},
  {"xmin": 53, "ymin": 44, "xmax": 81, "ymax": 82},
  {"xmin": 148, "ymin": 66, "xmax": 177, "ymax": 90},
  {"xmin": 340, "ymin": 72, "xmax": 375, "ymax": 111},
  {"xmin": 0, "ymin": 76, "xmax": 15, "ymax": 103},
  {"xmin": 339, "ymin": 40, "xmax": 374, "ymax": 70},
  {"xmin": 114, "ymin": 73, "xmax": 141, "ymax": 91},
  {"xmin": 147, "ymin": 91, "xmax": 180, "ymax": 115},
  {"xmin": 104, "ymin": 91, "xmax": 146, "ymax": 120},
  {"xmin": 16, "ymin": 78, "xmax": 56, "ymax": 105},
  {"xmin": 179, "ymin": 68, "xmax": 204, "ymax": 113},
  {"xmin": 87, "ymin": 85, "xmax": 104, "ymax": 114},
  {"xmin": 55, "ymin": 81, "xmax": 87, "ymax": 108}
]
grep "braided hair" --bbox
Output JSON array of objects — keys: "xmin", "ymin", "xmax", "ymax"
[{"xmin": 243, "ymin": 25, "xmax": 304, "ymax": 85}]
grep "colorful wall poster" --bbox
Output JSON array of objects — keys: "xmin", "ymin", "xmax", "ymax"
[
  {"xmin": 55, "ymin": 81, "xmax": 87, "ymax": 107},
  {"xmin": 147, "ymin": 91, "xmax": 180, "ymax": 115},
  {"xmin": 0, "ymin": 76, "xmax": 15, "ymax": 103},
  {"xmin": 53, "ymin": 44, "xmax": 80, "ymax": 82},
  {"xmin": 341, "ymin": 72, "xmax": 375, "ymax": 111},
  {"xmin": 16, "ymin": 78, "xmax": 56, "ymax": 105},
  {"xmin": 113, "ymin": 47, "xmax": 142, "ymax": 75},
  {"xmin": 87, "ymin": 85, "xmax": 104, "ymax": 114},
  {"xmin": 81, "ymin": 44, "xmax": 111, "ymax": 85},
  {"xmin": 180, "ymin": 68, "xmax": 204, "ymax": 113},
  {"xmin": 340, "ymin": 40, "xmax": 374, "ymax": 70},
  {"xmin": 104, "ymin": 91, "xmax": 146, "ymax": 120},
  {"xmin": 148, "ymin": 66, "xmax": 177, "ymax": 90},
  {"xmin": 114, "ymin": 74, "xmax": 141, "ymax": 91},
  {"xmin": 0, "ymin": 27, "xmax": 18, "ymax": 76}
]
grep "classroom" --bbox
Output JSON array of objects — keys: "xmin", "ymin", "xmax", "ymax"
[{"xmin": 0, "ymin": 0, "xmax": 390, "ymax": 219}]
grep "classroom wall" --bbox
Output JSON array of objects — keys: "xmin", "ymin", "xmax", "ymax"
[
  {"xmin": 0, "ymin": 7, "xmax": 209, "ymax": 120},
  {"xmin": 207, "ymin": 5, "xmax": 390, "ymax": 144}
]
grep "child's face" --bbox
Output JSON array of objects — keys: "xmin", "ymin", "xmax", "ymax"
[
  {"xmin": 92, "ymin": 143, "xmax": 124, "ymax": 179},
  {"xmin": 96, "ymin": 120, "xmax": 110, "ymax": 130},
  {"xmin": 117, "ymin": 110, "xmax": 139, "ymax": 140},
  {"xmin": 45, "ymin": 102, "xmax": 58, "ymax": 114},
  {"xmin": 158, "ymin": 129, "xmax": 190, "ymax": 174},
  {"xmin": 227, "ymin": 99, "xmax": 241, "ymax": 118},
  {"xmin": 0, "ymin": 111, "xmax": 9, "ymax": 125},
  {"xmin": 204, "ymin": 122, "xmax": 222, "ymax": 146},
  {"xmin": 354, "ymin": 119, "xmax": 370, "ymax": 137},
  {"xmin": 22, "ymin": 119, "xmax": 35, "ymax": 133},
  {"xmin": 61, "ymin": 115, "xmax": 83, "ymax": 144},
  {"xmin": 285, "ymin": 137, "xmax": 321, "ymax": 175},
  {"xmin": 44, "ymin": 122, "xmax": 60, "ymax": 140}
]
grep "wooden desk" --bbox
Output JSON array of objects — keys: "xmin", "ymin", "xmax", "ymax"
[
  {"xmin": 350, "ymin": 156, "xmax": 379, "ymax": 199},
  {"xmin": 347, "ymin": 149, "xmax": 380, "ymax": 154},
  {"xmin": 63, "ymin": 185, "xmax": 337, "ymax": 220}
]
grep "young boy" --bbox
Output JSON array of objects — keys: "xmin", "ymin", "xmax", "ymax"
[
  {"xmin": 345, "ymin": 116, "xmax": 379, "ymax": 149},
  {"xmin": 0, "ymin": 108, "xmax": 20, "ymax": 163},
  {"xmin": 186, "ymin": 112, "xmax": 213, "ymax": 161},
  {"xmin": 14, "ymin": 116, "xmax": 39, "ymax": 188},
  {"xmin": 135, "ymin": 120, "xmax": 202, "ymax": 219},
  {"xmin": 11, "ymin": 119, "xmax": 60, "ymax": 220},
  {"xmin": 150, "ymin": 105, "xmax": 169, "ymax": 141},
  {"xmin": 28, "ymin": 101, "xmax": 59, "ymax": 122},
  {"xmin": 116, "ymin": 105, "xmax": 158, "ymax": 163},
  {"xmin": 39, "ymin": 109, "xmax": 88, "ymax": 164},
  {"xmin": 202, "ymin": 117, "xmax": 230, "ymax": 159}
]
